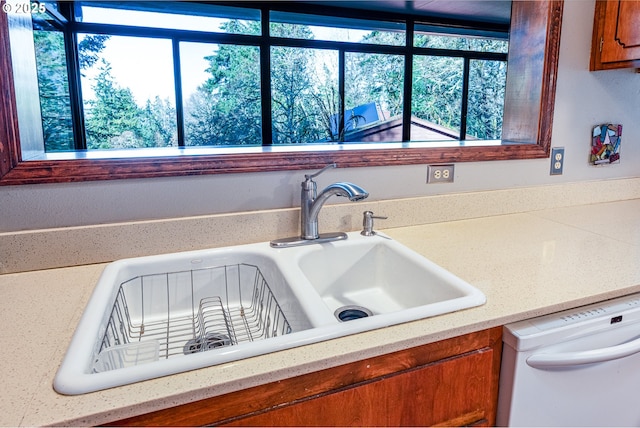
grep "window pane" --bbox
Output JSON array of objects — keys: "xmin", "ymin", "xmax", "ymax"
[
  {"xmin": 33, "ymin": 27, "xmax": 74, "ymax": 151},
  {"xmin": 77, "ymin": 2, "xmax": 260, "ymax": 34},
  {"xmin": 271, "ymin": 47, "xmax": 338, "ymax": 144},
  {"xmin": 414, "ymin": 26, "xmax": 508, "ymax": 53},
  {"xmin": 79, "ymin": 34, "xmax": 177, "ymax": 149},
  {"xmin": 181, "ymin": 42, "xmax": 262, "ymax": 146},
  {"xmin": 412, "ymin": 56, "xmax": 463, "ymax": 140},
  {"xmin": 344, "ymin": 52, "xmax": 404, "ymax": 142},
  {"xmin": 270, "ymin": 12, "xmax": 405, "ymax": 46},
  {"xmin": 466, "ymin": 59, "xmax": 506, "ymax": 140}
]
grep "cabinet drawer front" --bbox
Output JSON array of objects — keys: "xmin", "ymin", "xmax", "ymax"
[
  {"xmin": 106, "ymin": 327, "xmax": 502, "ymax": 427},
  {"xmin": 229, "ymin": 350, "xmax": 495, "ymax": 427}
]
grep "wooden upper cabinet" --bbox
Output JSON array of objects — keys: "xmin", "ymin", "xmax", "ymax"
[{"xmin": 591, "ymin": 0, "xmax": 640, "ymax": 70}]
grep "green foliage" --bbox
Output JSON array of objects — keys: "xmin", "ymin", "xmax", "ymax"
[
  {"xmin": 346, "ymin": 32, "xmax": 405, "ymax": 125},
  {"xmin": 412, "ymin": 34, "xmax": 506, "ymax": 139},
  {"xmin": 270, "ymin": 23, "xmax": 331, "ymax": 144},
  {"xmin": 84, "ymin": 61, "xmax": 176, "ymax": 149},
  {"xmin": 412, "ymin": 55, "xmax": 464, "ymax": 131},
  {"xmin": 186, "ymin": 19, "xmax": 334, "ymax": 145},
  {"xmin": 84, "ymin": 62, "xmax": 141, "ymax": 149},
  {"xmin": 346, "ymin": 51, "xmax": 404, "ymax": 120},
  {"xmin": 34, "ymin": 31, "xmax": 113, "ymax": 151},
  {"xmin": 466, "ymin": 59, "xmax": 506, "ymax": 139},
  {"xmin": 78, "ymin": 35, "xmax": 110, "ymax": 71},
  {"xmin": 140, "ymin": 97, "xmax": 178, "ymax": 147},
  {"xmin": 415, "ymin": 33, "xmax": 508, "ymax": 53},
  {"xmin": 185, "ymin": 22, "xmax": 262, "ymax": 146},
  {"xmin": 271, "ymin": 46, "xmax": 326, "ymax": 144},
  {"xmin": 33, "ymin": 30, "xmax": 74, "ymax": 151}
]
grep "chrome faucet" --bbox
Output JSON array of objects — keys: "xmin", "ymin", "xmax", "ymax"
[{"xmin": 271, "ymin": 163, "xmax": 369, "ymax": 248}]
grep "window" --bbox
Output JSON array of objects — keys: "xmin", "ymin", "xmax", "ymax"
[
  {"xmin": 79, "ymin": 34, "xmax": 177, "ymax": 149},
  {"xmin": 33, "ymin": 15, "xmax": 73, "ymax": 151},
  {"xmin": 0, "ymin": 1, "xmax": 563, "ymax": 184},
  {"xmin": 30, "ymin": 1, "xmax": 509, "ymax": 153},
  {"xmin": 181, "ymin": 41, "xmax": 262, "ymax": 147},
  {"xmin": 345, "ymin": 52, "xmax": 404, "ymax": 141}
]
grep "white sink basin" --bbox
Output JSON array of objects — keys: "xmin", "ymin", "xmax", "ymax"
[
  {"xmin": 296, "ymin": 236, "xmax": 479, "ymax": 316},
  {"xmin": 54, "ymin": 232, "xmax": 485, "ymax": 395},
  {"xmin": 54, "ymin": 246, "xmax": 323, "ymax": 395}
]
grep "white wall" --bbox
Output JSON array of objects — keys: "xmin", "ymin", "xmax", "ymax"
[{"xmin": 1, "ymin": 0, "xmax": 639, "ymax": 232}]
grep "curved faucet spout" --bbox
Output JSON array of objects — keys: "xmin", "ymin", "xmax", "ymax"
[
  {"xmin": 270, "ymin": 165, "xmax": 369, "ymax": 247},
  {"xmin": 303, "ymin": 182, "xmax": 368, "ymax": 240}
]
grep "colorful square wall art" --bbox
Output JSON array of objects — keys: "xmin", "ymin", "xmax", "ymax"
[{"xmin": 591, "ymin": 124, "xmax": 621, "ymax": 165}]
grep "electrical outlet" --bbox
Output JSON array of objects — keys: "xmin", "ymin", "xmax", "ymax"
[
  {"xmin": 427, "ymin": 164, "xmax": 455, "ymax": 183},
  {"xmin": 550, "ymin": 147, "xmax": 565, "ymax": 175}
]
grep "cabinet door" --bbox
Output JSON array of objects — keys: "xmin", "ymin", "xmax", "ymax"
[
  {"xmin": 591, "ymin": 0, "xmax": 640, "ymax": 70},
  {"xmin": 107, "ymin": 327, "xmax": 502, "ymax": 427},
  {"xmin": 227, "ymin": 349, "xmax": 494, "ymax": 427}
]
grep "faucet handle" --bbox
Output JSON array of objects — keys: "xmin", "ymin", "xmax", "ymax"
[
  {"xmin": 361, "ymin": 211, "xmax": 388, "ymax": 236},
  {"xmin": 305, "ymin": 163, "xmax": 336, "ymax": 181}
]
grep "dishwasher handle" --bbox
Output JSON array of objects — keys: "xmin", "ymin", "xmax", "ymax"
[{"xmin": 527, "ymin": 335, "xmax": 640, "ymax": 368}]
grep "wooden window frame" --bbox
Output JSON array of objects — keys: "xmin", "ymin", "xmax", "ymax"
[{"xmin": 0, "ymin": 1, "xmax": 563, "ymax": 185}]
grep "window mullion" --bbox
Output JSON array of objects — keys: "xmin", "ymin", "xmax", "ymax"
[
  {"xmin": 172, "ymin": 39, "xmax": 185, "ymax": 147},
  {"xmin": 63, "ymin": 25, "xmax": 87, "ymax": 149},
  {"xmin": 260, "ymin": 6, "xmax": 272, "ymax": 146},
  {"xmin": 56, "ymin": 2, "xmax": 85, "ymax": 150},
  {"xmin": 460, "ymin": 57, "xmax": 471, "ymax": 140},
  {"xmin": 338, "ymin": 49, "xmax": 345, "ymax": 143},
  {"xmin": 402, "ymin": 19, "xmax": 414, "ymax": 142}
]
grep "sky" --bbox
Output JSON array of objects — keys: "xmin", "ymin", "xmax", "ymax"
[
  {"xmin": 81, "ymin": 35, "xmax": 179, "ymax": 105},
  {"xmin": 79, "ymin": 6, "xmax": 371, "ymax": 107}
]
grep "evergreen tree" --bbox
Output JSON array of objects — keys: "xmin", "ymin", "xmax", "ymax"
[
  {"xmin": 349, "ymin": 31, "xmax": 405, "ymax": 121},
  {"xmin": 184, "ymin": 30, "xmax": 262, "ymax": 146},
  {"xmin": 412, "ymin": 55, "xmax": 464, "ymax": 131},
  {"xmin": 467, "ymin": 59, "xmax": 506, "ymax": 139},
  {"xmin": 270, "ymin": 23, "xmax": 332, "ymax": 144},
  {"xmin": 140, "ymin": 97, "xmax": 178, "ymax": 147},
  {"xmin": 33, "ymin": 30, "xmax": 110, "ymax": 151},
  {"xmin": 345, "ymin": 51, "xmax": 404, "ymax": 120},
  {"xmin": 270, "ymin": 45, "xmax": 325, "ymax": 144},
  {"xmin": 33, "ymin": 30, "xmax": 74, "ymax": 151},
  {"xmin": 84, "ymin": 61, "xmax": 143, "ymax": 149},
  {"xmin": 78, "ymin": 35, "xmax": 110, "ymax": 71}
]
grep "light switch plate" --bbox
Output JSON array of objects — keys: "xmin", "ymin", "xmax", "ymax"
[{"xmin": 550, "ymin": 147, "xmax": 564, "ymax": 175}]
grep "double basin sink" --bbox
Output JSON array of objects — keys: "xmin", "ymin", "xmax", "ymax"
[{"xmin": 54, "ymin": 232, "xmax": 485, "ymax": 395}]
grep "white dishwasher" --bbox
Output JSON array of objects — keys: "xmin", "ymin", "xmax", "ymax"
[{"xmin": 497, "ymin": 292, "xmax": 640, "ymax": 427}]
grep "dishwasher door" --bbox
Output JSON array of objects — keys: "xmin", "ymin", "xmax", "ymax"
[{"xmin": 497, "ymin": 293, "xmax": 640, "ymax": 427}]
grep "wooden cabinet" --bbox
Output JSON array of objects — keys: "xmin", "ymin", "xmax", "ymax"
[
  {"xmin": 107, "ymin": 327, "xmax": 502, "ymax": 427},
  {"xmin": 591, "ymin": 0, "xmax": 640, "ymax": 70}
]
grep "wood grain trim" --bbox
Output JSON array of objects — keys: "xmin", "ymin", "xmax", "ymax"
[
  {"xmin": 539, "ymin": 0, "xmax": 564, "ymax": 156},
  {"xmin": 432, "ymin": 409, "xmax": 487, "ymax": 427},
  {"xmin": 0, "ymin": 9, "xmax": 20, "ymax": 177},
  {"xmin": 0, "ymin": 143, "xmax": 548, "ymax": 185},
  {"xmin": 106, "ymin": 327, "xmax": 502, "ymax": 427}
]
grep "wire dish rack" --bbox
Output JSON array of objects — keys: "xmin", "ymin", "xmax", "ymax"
[{"xmin": 93, "ymin": 263, "xmax": 292, "ymax": 372}]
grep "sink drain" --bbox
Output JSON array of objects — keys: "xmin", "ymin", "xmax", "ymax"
[
  {"xmin": 183, "ymin": 333, "xmax": 232, "ymax": 354},
  {"xmin": 334, "ymin": 305, "xmax": 373, "ymax": 322}
]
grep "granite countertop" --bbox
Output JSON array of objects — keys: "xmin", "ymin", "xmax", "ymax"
[{"xmin": 2, "ymin": 199, "xmax": 640, "ymax": 426}]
